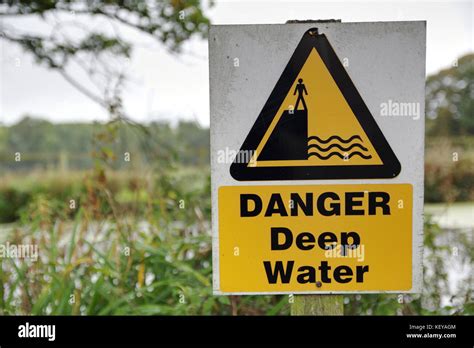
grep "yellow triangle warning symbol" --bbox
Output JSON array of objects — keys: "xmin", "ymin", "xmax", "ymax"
[{"xmin": 231, "ymin": 28, "xmax": 401, "ymax": 181}]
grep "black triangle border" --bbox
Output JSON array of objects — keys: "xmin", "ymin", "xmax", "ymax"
[{"xmin": 230, "ymin": 28, "xmax": 401, "ymax": 181}]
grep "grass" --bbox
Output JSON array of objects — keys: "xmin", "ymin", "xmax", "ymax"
[
  {"xmin": 0, "ymin": 167, "xmax": 472, "ymax": 315},
  {"xmin": 0, "ymin": 168, "xmax": 290, "ymax": 315}
]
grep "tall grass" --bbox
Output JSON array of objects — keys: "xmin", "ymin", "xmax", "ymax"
[
  {"xmin": 0, "ymin": 168, "xmax": 289, "ymax": 315},
  {"xmin": 0, "ymin": 168, "xmax": 472, "ymax": 315}
]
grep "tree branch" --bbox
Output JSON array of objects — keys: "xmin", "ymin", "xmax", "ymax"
[{"xmin": 57, "ymin": 67, "xmax": 106, "ymax": 107}]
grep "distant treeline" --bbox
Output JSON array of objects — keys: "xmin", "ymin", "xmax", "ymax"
[
  {"xmin": 424, "ymin": 53, "xmax": 474, "ymax": 202},
  {"xmin": 0, "ymin": 119, "xmax": 210, "ymax": 172},
  {"xmin": 425, "ymin": 54, "xmax": 474, "ymax": 137}
]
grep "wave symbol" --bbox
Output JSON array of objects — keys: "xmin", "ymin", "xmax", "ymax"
[
  {"xmin": 308, "ymin": 151, "xmax": 372, "ymax": 160},
  {"xmin": 307, "ymin": 134, "xmax": 372, "ymax": 160},
  {"xmin": 307, "ymin": 143, "xmax": 369, "ymax": 152},
  {"xmin": 307, "ymin": 135, "xmax": 362, "ymax": 144}
]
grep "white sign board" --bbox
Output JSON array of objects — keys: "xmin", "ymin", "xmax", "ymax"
[{"xmin": 209, "ymin": 21, "xmax": 426, "ymax": 295}]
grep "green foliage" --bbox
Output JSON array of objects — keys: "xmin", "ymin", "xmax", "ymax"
[
  {"xmin": 0, "ymin": 166, "xmax": 290, "ymax": 315},
  {"xmin": 0, "ymin": 117, "xmax": 209, "ymax": 173},
  {"xmin": 0, "ymin": 166, "xmax": 471, "ymax": 315},
  {"xmin": 0, "ymin": 188, "xmax": 30, "ymax": 222},
  {"xmin": 425, "ymin": 136, "xmax": 474, "ymax": 203},
  {"xmin": 1, "ymin": 0, "xmax": 211, "ymax": 69},
  {"xmin": 423, "ymin": 53, "xmax": 474, "ymax": 203},
  {"xmin": 0, "ymin": 109, "xmax": 471, "ymax": 315},
  {"xmin": 426, "ymin": 54, "xmax": 474, "ymax": 136}
]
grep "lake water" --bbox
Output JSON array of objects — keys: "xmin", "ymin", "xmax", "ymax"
[{"xmin": 425, "ymin": 202, "xmax": 473, "ymax": 230}]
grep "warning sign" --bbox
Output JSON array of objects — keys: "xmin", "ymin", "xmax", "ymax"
[
  {"xmin": 210, "ymin": 22, "xmax": 426, "ymax": 295},
  {"xmin": 219, "ymin": 184, "xmax": 412, "ymax": 292},
  {"xmin": 230, "ymin": 29, "xmax": 400, "ymax": 181}
]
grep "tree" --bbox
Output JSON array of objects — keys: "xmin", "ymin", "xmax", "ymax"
[
  {"xmin": 426, "ymin": 54, "xmax": 474, "ymax": 136},
  {"xmin": 0, "ymin": 0, "xmax": 211, "ymax": 119}
]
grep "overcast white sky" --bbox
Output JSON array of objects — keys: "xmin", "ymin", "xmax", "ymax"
[{"xmin": 0, "ymin": 0, "xmax": 472, "ymax": 126}]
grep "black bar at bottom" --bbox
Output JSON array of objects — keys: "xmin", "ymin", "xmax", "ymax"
[{"xmin": 0, "ymin": 315, "xmax": 471, "ymax": 346}]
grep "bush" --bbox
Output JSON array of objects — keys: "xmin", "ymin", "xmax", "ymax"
[
  {"xmin": 0, "ymin": 168, "xmax": 471, "ymax": 315},
  {"xmin": 0, "ymin": 188, "xmax": 30, "ymax": 223}
]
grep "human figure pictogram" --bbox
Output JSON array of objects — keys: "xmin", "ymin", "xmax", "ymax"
[{"xmin": 294, "ymin": 78, "xmax": 308, "ymax": 111}]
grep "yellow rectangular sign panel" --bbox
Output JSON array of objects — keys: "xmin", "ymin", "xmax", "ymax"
[{"xmin": 218, "ymin": 184, "xmax": 412, "ymax": 293}]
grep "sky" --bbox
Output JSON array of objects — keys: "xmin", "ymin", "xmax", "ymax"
[{"xmin": 0, "ymin": 0, "xmax": 472, "ymax": 126}]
